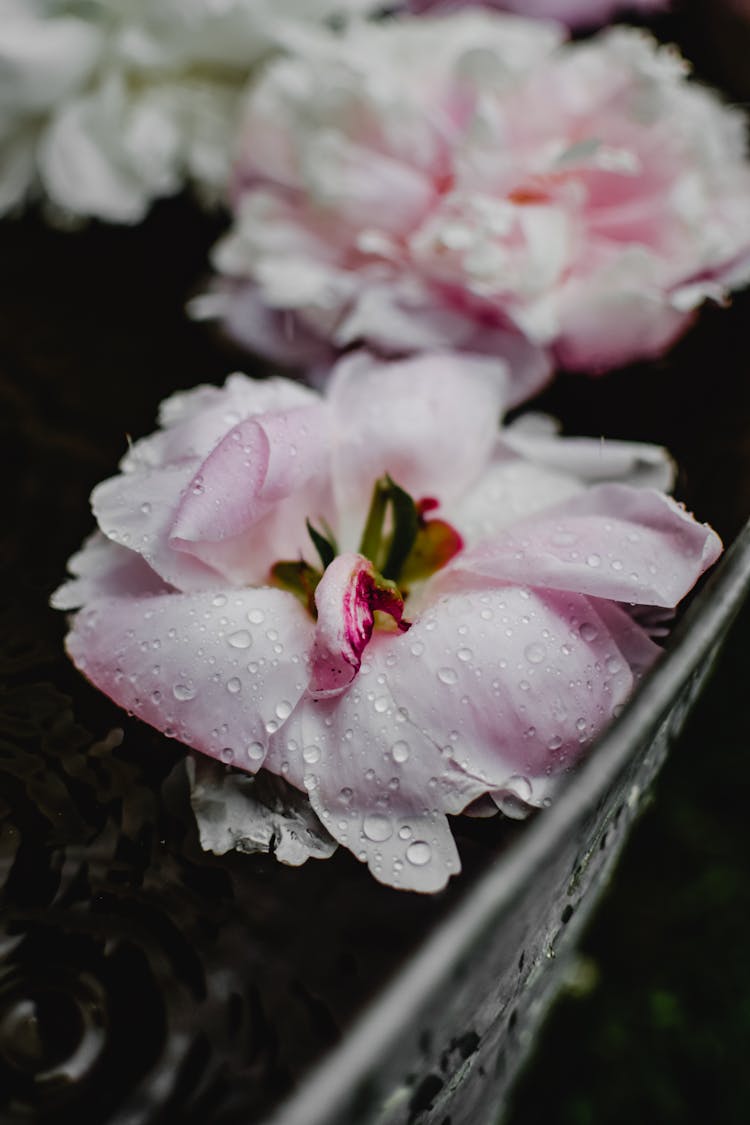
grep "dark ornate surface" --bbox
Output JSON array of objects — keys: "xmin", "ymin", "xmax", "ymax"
[{"xmin": 1, "ymin": 7, "xmax": 749, "ymax": 1117}]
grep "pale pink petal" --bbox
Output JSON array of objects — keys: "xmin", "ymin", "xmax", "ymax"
[
  {"xmin": 124, "ymin": 373, "xmax": 319, "ymax": 472},
  {"xmin": 500, "ymin": 426, "xmax": 675, "ymax": 491},
  {"xmin": 50, "ymin": 531, "xmax": 168, "ymax": 610},
  {"xmin": 380, "ymin": 584, "xmax": 642, "ymax": 804},
  {"xmin": 439, "ymin": 458, "xmax": 584, "ymax": 551},
  {"xmin": 168, "ymin": 406, "xmax": 333, "ymax": 585},
  {"xmin": 66, "ymin": 587, "xmax": 314, "ymax": 771},
  {"xmin": 447, "ymin": 484, "xmax": 722, "ymax": 607},
  {"xmin": 328, "ymin": 351, "xmax": 508, "ymax": 544},
  {"xmin": 282, "ymin": 635, "xmax": 476, "ymax": 892},
  {"xmin": 92, "ymin": 462, "xmax": 224, "ymax": 592}
]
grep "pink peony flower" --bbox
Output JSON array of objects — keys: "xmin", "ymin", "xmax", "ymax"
[
  {"xmin": 201, "ymin": 14, "xmax": 750, "ymax": 396},
  {"xmin": 406, "ymin": 0, "xmax": 667, "ymax": 31},
  {"xmin": 53, "ymin": 353, "xmax": 721, "ymax": 891}
]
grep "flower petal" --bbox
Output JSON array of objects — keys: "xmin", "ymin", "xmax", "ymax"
[
  {"xmin": 168, "ymin": 406, "xmax": 333, "ymax": 584},
  {"xmin": 328, "ymin": 350, "xmax": 509, "ymax": 546},
  {"xmin": 92, "ymin": 461, "xmax": 223, "ymax": 592},
  {"xmin": 381, "ymin": 584, "xmax": 645, "ymax": 805},
  {"xmin": 187, "ymin": 756, "xmax": 336, "ymax": 866},
  {"xmin": 447, "ymin": 484, "xmax": 722, "ymax": 607},
  {"xmin": 500, "ymin": 425, "xmax": 675, "ymax": 491},
  {"xmin": 65, "ymin": 587, "xmax": 314, "ymax": 771},
  {"xmin": 125, "ymin": 372, "xmax": 319, "ymax": 472},
  {"xmin": 309, "ymin": 553, "xmax": 406, "ymax": 698},
  {"xmin": 50, "ymin": 531, "xmax": 168, "ymax": 610},
  {"xmin": 287, "ymin": 637, "xmax": 472, "ymax": 892}
]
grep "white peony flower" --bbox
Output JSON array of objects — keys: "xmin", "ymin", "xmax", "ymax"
[{"xmin": 0, "ymin": 0, "xmax": 379, "ymax": 222}]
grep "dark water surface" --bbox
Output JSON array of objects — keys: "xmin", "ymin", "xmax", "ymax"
[{"xmin": 2, "ymin": 9, "xmax": 750, "ymax": 1120}]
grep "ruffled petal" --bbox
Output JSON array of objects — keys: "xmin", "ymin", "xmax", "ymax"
[
  {"xmin": 446, "ymin": 484, "xmax": 722, "ymax": 608},
  {"xmin": 187, "ymin": 756, "xmax": 336, "ymax": 866},
  {"xmin": 169, "ymin": 406, "xmax": 333, "ymax": 584},
  {"xmin": 92, "ymin": 461, "xmax": 223, "ymax": 592},
  {"xmin": 50, "ymin": 531, "xmax": 168, "ymax": 610},
  {"xmin": 125, "ymin": 372, "xmax": 319, "ymax": 471},
  {"xmin": 65, "ymin": 587, "xmax": 314, "ymax": 770}
]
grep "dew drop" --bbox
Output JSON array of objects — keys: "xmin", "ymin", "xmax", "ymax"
[
  {"xmin": 606, "ymin": 656, "xmax": 622, "ymax": 674},
  {"xmin": 406, "ymin": 840, "xmax": 431, "ymax": 866},
  {"xmin": 547, "ymin": 735, "xmax": 563, "ymax": 750},
  {"xmin": 524, "ymin": 642, "xmax": 546, "ymax": 665},
  {"xmin": 373, "ymin": 696, "xmax": 389, "ymax": 713},
  {"xmin": 173, "ymin": 683, "xmax": 195, "ymax": 702},
  {"xmin": 457, "ymin": 647, "xmax": 473, "ymax": 663},
  {"xmin": 140, "ymin": 501, "xmax": 151, "ymax": 515},
  {"xmin": 363, "ymin": 814, "xmax": 393, "ymax": 842},
  {"xmin": 220, "ymin": 747, "xmax": 234, "ymax": 764},
  {"xmin": 226, "ymin": 677, "xmax": 242, "ymax": 694},
  {"xmin": 437, "ymin": 667, "xmax": 458, "ymax": 685},
  {"xmin": 275, "ymin": 699, "xmax": 292, "ymax": 720},
  {"xmin": 579, "ymin": 622, "xmax": 598, "ymax": 643},
  {"xmin": 212, "ymin": 594, "xmax": 227, "ymax": 607},
  {"xmin": 246, "ymin": 742, "xmax": 264, "ymax": 763},
  {"xmin": 303, "ymin": 745, "xmax": 321, "ymax": 764},
  {"xmin": 339, "ymin": 787, "xmax": 353, "ymax": 804},
  {"xmin": 227, "ymin": 629, "xmax": 252, "ymax": 650},
  {"xmin": 247, "ymin": 608, "xmax": 265, "ymax": 625},
  {"xmin": 391, "ymin": 740, "xmax": 410, "ymax": 763},
  {"xmin": 586, "ymin": 553, "xmax": 601, "ymax": 568},
  {"xmin": 398, "ymin": 825, "xmax": 413, "ymax": 840}
]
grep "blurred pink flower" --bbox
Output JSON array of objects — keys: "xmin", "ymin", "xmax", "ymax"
[
  {"xmin": 54, "ymin": 353, "xmax": 721, "ymax": 891},
  {"xmin": 200, "ymin": 14, "xmax": 750, "ymax": 397},
  {"xmin": 406, "ymin": 0, "xmax": 667, "ymax": 31}
]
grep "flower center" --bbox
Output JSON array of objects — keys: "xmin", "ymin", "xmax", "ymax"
[{"xmin": 270, "ymin": 475, "xmax": 463, "ymax": 621}]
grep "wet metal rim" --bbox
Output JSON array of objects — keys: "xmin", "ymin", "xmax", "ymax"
[{"xmin": 264, "ymin": 518, "xmax": 750, "ymax": 1125}]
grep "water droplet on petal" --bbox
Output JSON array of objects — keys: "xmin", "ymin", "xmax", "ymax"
[
  {"xmin": 391, "ymin": 740, "xmax": 410, "ymax": 763},
  {"xmin": 586, "ymin": 554, "xmax": 601, "ymax": 568},
  {"xmin": 363, "ymin": 814, "xmax": 393, "ymax": 842},
  {"xmin": 246, "ymin": 742, "xmax": 264, "ymax": 763},
  {"xmin": 303, "ymin": 745, "xmax": 321, "ymax": 764},
  {"xmin": 438, "ymin": 667, "xmax": 458, "ymax": 685},
  {"xmin": 524, "ymin": 642, "xmax": 546, "ymax": 665},
  {"xmin": 247, "ymin": 609, "xmax": 265, "ymax": 625},
  {"xmin": 173, "ymin": 683, "xmax": 195, "ymax": 702},
  {"xmin": 580, "ymin": 622, "xmax": 598, "ymax": 643},
  {"xmin": 212, "ymin": 594, "xmax": 227, "ymax": 607},
  {"xmin": 457, "ymin": 647, "xmax": 473, "ymax": 663},
  {"xmin": 406, "ymin": 840, "xmax": 431, "ymax": 866},
  {"xmin": 275, "ymin": 699, "xmax": 292, "ymax": 720},
  {"xmin": 227, "ymin": 629, "xmax": 252, "ymax": 649},
  {"xmin": 226, "ymin": 677, "xmax": 242, "ymax": 694}
]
